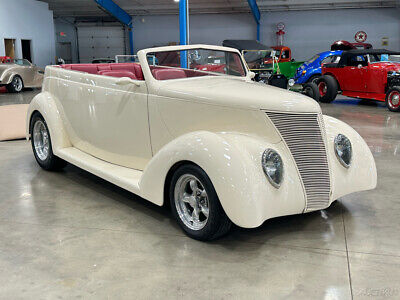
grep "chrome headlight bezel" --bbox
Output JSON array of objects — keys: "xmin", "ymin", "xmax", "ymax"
[
  {"xmin": 262, "ymin": 149, "xmax": 284, "ymax": 188},
  {"xmin": 334, "ymin": 134, "xmax": 352, "ymax": 168}
]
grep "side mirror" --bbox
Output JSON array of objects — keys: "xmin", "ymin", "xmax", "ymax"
[
  {"xmin": 248, "ymin": 71, "xmax": 256, "ymax": 79},
  {"xmin": 116, "ymin": 77, "xmax": 140, "ymax": 86}
]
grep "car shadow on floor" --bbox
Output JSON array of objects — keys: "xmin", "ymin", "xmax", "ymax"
[{"xmin": 49, "ymin": 162, "xmax": 351, "ymax": 249}]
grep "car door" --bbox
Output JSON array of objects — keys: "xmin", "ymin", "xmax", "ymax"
[
  {"xmin": 340, "ymin": 54, "xmax": 368, "ymax": 92},
  {"xmin": 74, "ymin": 73, "xmax": 152, "ymax": 170},
  {"xmin": 30, "ymin": 64, "xmax": 44, "ymax": 87}
]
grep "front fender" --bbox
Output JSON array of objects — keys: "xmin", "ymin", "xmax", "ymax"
[
  {"xmin": 0, "ymin": 71, "xmax": 17, "ymax": 85},
  {"xmin": 26, "ymin": 91, "xmax": 71, "ymax": 151},
  {"xmin": 139, "ymin": 131, "xmax": 305, "ymax": 228},
  {"xmin": 323, "ymin": 115, "xmax": 377, "ymax": 200}
]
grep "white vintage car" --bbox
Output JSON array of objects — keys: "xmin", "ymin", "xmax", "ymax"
[
  {"xmin": 0, "ymin": 59, "xmax": 44, "ymax": 92},
  {"xmin": 27, "ymin": 45, "xmax": 377, "ymax": 240}
]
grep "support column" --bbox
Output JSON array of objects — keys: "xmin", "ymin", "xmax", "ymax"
[{"xmin": 179, "ymin": 0, "xmax": 188, "ymax": 68}]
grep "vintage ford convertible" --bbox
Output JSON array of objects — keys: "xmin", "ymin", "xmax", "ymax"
[{"xmin": 27, "ymin": 45, "xmax": 377, "ymax": 240}]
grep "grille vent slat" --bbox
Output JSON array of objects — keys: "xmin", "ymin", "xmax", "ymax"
[{"xmin": 266, "ymin": 112, "xmax": 331, "ymax": 212}]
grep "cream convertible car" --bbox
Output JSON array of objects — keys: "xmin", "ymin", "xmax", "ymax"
[{"xmin": 27, "ymin": 45, "xmax": 377, "ymax": 240}]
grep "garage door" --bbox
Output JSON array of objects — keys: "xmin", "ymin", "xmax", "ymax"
[{"xmin": 77, "ymin": 26, "xmax": 125, "ymax": 63}]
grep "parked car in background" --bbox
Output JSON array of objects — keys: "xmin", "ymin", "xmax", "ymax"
[
  {"xmin": 317, "ymin": 49, "xmax": 400, "ymax": 112},
  {"xmin": 222, "ymin": 39, "xmax": 274, "ymax": 82},
  {"xmin": 27, "ymin": 44, "xmax": 376, "ymax": 240},
  {"xmin": 294, "ymin": 50, "xmax": 343, "ymax": 84},
  {"xmin": 0, "ymin": 59, "xmax": 44, "ymax": 93},
  {"xmin": 0, "ymin": 56, "xmax": 12, "ymax": 63},
  {"xmin": 331, "ymin": 40, "xmax": 373, "ymax": 51}
]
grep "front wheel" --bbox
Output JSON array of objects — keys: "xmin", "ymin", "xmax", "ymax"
[
  {"xmin": 30, "ymin": 112, "xmax": 67, "ymax": 170},
  {"xmin": 170, "ymin": 164, "xmax": 232, "ymax": 241},
  {"xmin": 303, "ymin": 82, "xmax": 320, "ymax": 101},
  {"xmin": 316, "ymin": 75, "xmax": 338, "ymax": 103},
  {"xmin": 6, "ymin": 75, "xmax": 24, "ymax": 93},
  {"xmin": 386, "ymin": 87, "xmax": 400, "ymax": 112}
]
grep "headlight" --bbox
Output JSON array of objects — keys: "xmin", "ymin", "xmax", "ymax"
[
  {"xmin": 288, "ymin": 78, "xmax": 295, "ymax": 86},
  {"xmin": 334, "ymin": 134, "xmax": 352, "ymax": 168},
  {"xmin": 262, "ymin": 149, "xmax": 284, "ymax": 188}
]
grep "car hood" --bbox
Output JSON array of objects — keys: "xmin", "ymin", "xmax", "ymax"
[{"xmin": 155, "ymin": 76, "xmax": 321, "ymax": 113}]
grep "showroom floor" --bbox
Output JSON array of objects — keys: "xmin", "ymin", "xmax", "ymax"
[{"xmin": 0, "ymin": 90, "xmax": 399, "ymax": 299}]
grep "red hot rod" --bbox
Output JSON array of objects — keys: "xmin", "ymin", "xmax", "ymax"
[{"xmin": 317, "ymin": 49, "xmax": 400, "ymax": 112}]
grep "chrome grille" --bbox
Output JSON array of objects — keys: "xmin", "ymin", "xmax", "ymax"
[{"xmin": 266, "ymin": 112, "xmax": 331, "ymax": 211}]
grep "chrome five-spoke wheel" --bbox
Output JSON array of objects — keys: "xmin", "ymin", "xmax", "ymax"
[
  {"xmin": 30, "ymin": 113, "xmax": 66, "ymax": 171},
  {"xmin": 33, "ymin": 120, "xmax": 50, "ymax": 161},
  {"xmin": 12, "ymin": 76, "xmax": 23, "ymax": 92},
  {"xmin": 174, "ymin": 174, "xmax": 209, "ymax": 230},
  {"xmin": 169, "ymin": 164, "xmax": 232, "ymax": 240}
]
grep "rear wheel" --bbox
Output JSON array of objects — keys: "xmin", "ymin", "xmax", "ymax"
[
  {"xmin": 303, "ymin": 82, "xmax": 320, "ymax": 101},
  {"xmin": 30, "ymin": 112, "xmax": 67, "ymax": 170},
  {"xmin": 386, "ymin": 87, "xmax": 400, "ymax": 112},
  {"xmin": 6, "ymin": 75, "xmax": 24, "ymax": 93},
  {"xmin": 317, "ymin": 75, "xmax": 338, "ymax": 103},
  {"xmin": 169, "ymin": 164, "xmax": 232, "ymax": 241}
]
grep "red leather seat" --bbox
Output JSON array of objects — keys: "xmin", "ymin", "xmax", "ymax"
[
  {"xmin": 58, "ymin": 63, "xmax": 144, "ymax": 80},
  {"xmin": 152, "ymin": 69, "xmax": 187, "ymax": 80},
  {"xmin": 98, "ymin": 70, "xmax": 137, "ymax": 80},
  {"xmin": 70, "ymin": 64, "xmax": 99, "ymax": 74},
  {"xmin": 97, "ymin": 64, "xmax": 111, "ymax": 71},
  {"xmin": 110, "ymin": 63, "xmax": 144, "ymax": 80}
]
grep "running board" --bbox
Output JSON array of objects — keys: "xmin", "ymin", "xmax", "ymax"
[{"xmin": 56, "ymin": 147, "xmax": 142, "ymax": 195}]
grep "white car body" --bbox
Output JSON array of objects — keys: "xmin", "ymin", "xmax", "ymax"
[{"xmin": 26, "ymin": 44, "xmax": 377, "ymax": 228}]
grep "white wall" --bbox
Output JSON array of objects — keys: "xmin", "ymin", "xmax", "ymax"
[
  {"xmin": 0, "ymin": 0, "xmax": 55, "ymax": 67},
  {"xmin": 260, "ymin": 8, "xmax": 399, "ymax": 61},
  {"xmin": 132, "ymin": 13, "xmax": 256, "ymax": 52}
]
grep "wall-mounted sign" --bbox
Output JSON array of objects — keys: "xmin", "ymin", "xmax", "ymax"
[
  {"xmin": 381, "ymin": 37, "xmax": 389, "ymax": 47},
  {"xmin": 276, "ymin": 22, "xmax": 285, "ymax": 31},
  {"xmin": 355, "ymin": 31, "xmax": 367, "ymax": 43}
]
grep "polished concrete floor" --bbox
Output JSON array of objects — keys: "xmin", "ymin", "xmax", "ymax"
[{"xmin": 0, "ymin": 90, "xmax": 399, "ymax": 299}]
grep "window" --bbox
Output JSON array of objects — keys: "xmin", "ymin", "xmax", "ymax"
[
  {"xmin": 321, "ymin": 55, "xmax": 341, "ymax": 65},
  {"xmin": 347, "ymin": 55, "xmax": 368, "ymax": 67},
  {"xmin": 281, "ymin": 50, "xmax": 290, "ymax": 59}
]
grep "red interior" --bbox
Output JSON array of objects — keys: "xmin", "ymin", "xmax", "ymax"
[
  {"xmin": 152, "ymin": 68, "xmax": 186, "ymax": 80},
  {"xmin": 59, "ymin": 63, "xmax": 213, "ymax": 81},
  {"xmin": 59, "ymin": 63, "xmax": 144, "ymax": 80}
]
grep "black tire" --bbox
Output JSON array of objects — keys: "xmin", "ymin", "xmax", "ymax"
[
  {"xmin": 303, "ymin": 82, "xmax": 320, "ymax": 101},
  {"xmin": 6, "ymin": 75, "xmax": 24, "ymax": 93},
  {"xmin": 30, "ymin": 112, "xmax": 67, "ymax": 170},
  {"xmin": 307, "ymin": 74, "xmax": 321, "ymax": 84},
  {"xmin": 169, "ymin": 164, "xmax": 232, "ymax": 241},
  {"xmin": 316, "ymin": 75, "xmax": 338, "ymax": 103},
  {"xmin": 386, "ymin": 87, "xmax": 400, "ymax": 112}
]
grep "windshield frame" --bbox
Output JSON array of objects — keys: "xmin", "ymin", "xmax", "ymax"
[{"xmin": 138, "ymin": 45, "xmax": 249, "ymax": 82}]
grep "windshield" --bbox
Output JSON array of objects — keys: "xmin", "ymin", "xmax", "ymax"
[
  {"xmin": 146, "ymin": 48, "xmax": 246, "ymax": 80},
  {"xmin": 242, "ymin": 50, "xmax": 273, "ymax": 70},
  {"xmin": 369, "ymin": 54, "xmax": 400, "ymax": 63}
]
